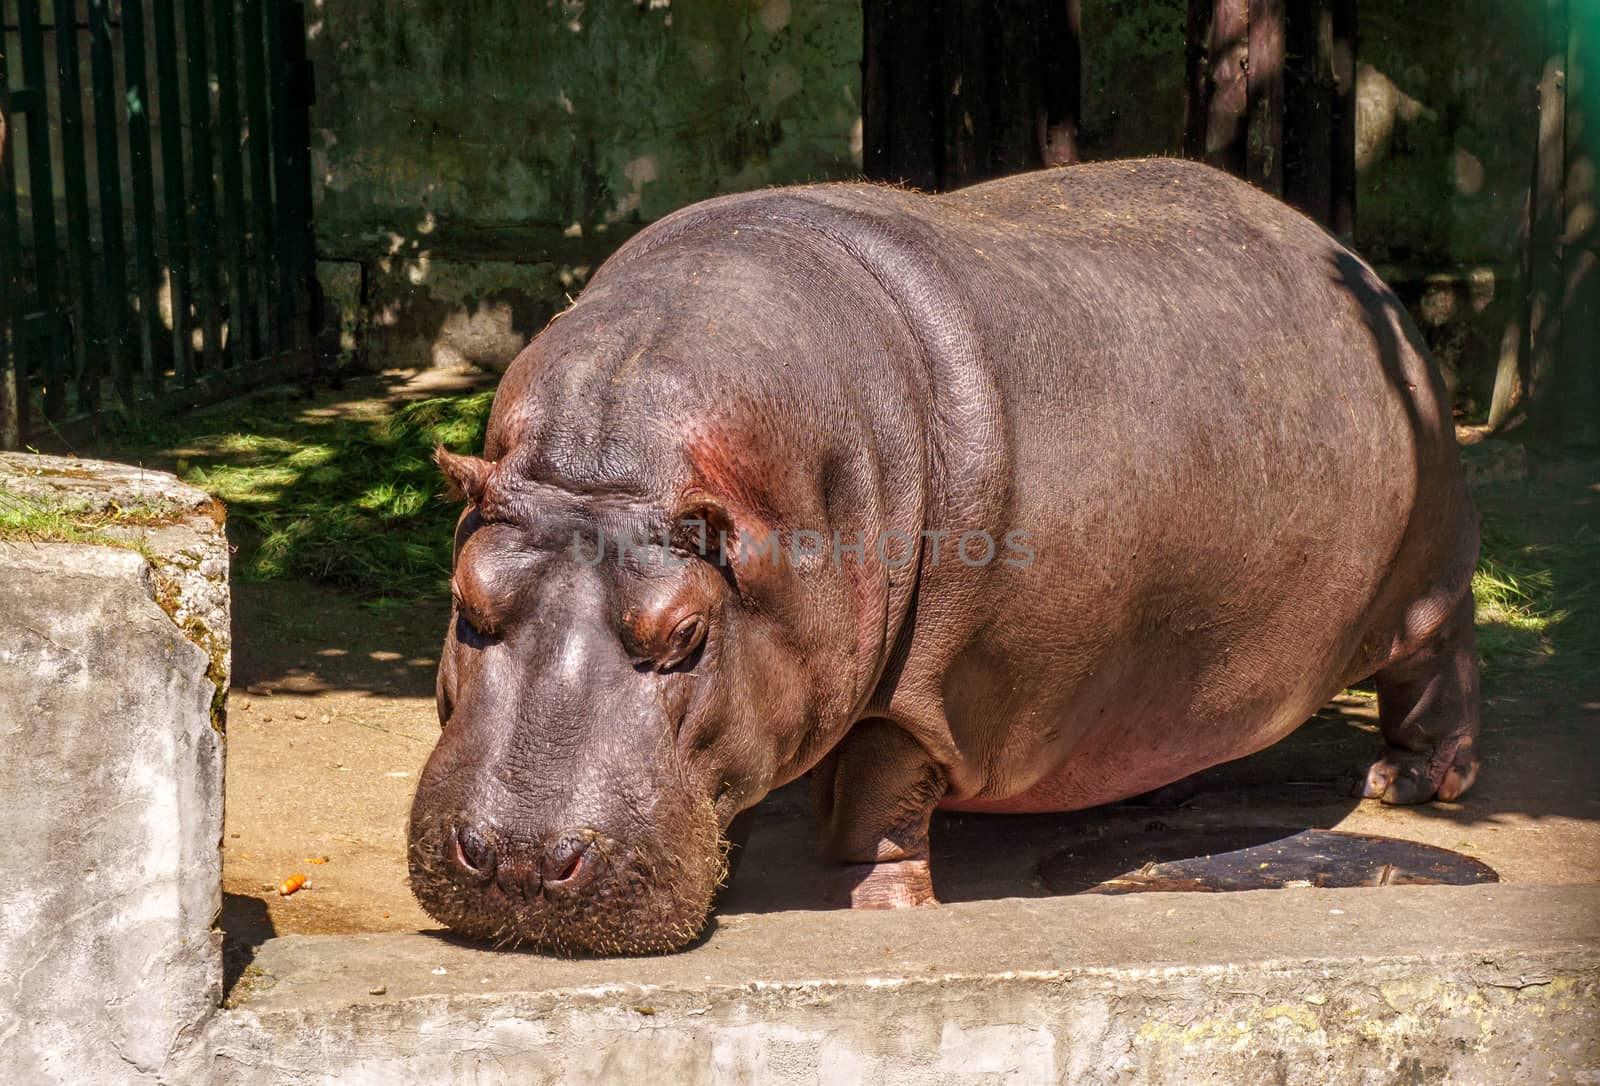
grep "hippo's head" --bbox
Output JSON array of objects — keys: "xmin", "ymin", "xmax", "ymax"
[
  {"xmin": 404, "ymin": 321, "xmax": 903, "ymax": 953},
  {"xmin": 405, "ymin": 233, "xmax": 924, "ymax": 953}
]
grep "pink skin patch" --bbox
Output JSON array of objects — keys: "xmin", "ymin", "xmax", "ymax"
[{"xmin": 681, "ymin": 423, "xmax": 785, "ymax": 530}]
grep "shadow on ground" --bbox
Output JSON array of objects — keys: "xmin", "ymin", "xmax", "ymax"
[
  {"xmin": 233, "ymin": 581, "xmax": 449, "ymax": 700},
  {"xmin": 220, "ymin": 893, "xmax": 278, "ymax": 995}
]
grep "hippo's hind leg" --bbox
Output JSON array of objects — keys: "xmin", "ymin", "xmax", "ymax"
[{"xmin": 1358, "ymin": 591, "xmax": 1480, "ymax": 805}]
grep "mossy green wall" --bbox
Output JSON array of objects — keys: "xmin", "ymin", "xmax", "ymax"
[
  {"xmin": 309, "ymin": 0, "xmax": 862, "ymax": 250},
  {"xmin": 308, "ymin": 0, "xmax": 863, "ymax": 372}
]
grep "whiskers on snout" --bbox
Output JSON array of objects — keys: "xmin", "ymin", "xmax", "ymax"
[{"xmin": 406, "ymin": 797, "xmax": 730, "ymax": 956}]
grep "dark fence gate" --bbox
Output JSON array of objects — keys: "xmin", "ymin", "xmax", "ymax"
[{"xmin": 0, "ymin": 0, "xmax": 317, "ymax": 449}]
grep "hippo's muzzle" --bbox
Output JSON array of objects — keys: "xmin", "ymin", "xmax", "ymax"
[
  {"xmin": 407, "ymin": 551, "xmax": 729, "ymax": 955},
  {"xmin": 408, "ymin": 805, "xmax": 724, "ymax": 954}
]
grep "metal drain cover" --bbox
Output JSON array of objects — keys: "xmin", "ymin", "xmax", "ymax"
[{"xmin": 1040, "ymin": 828, "xmax": 1498, "ymax": 895}]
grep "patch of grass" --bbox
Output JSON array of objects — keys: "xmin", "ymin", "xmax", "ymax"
[
  {"xmin": 99, "ymin": 390, "xmax": 494, "ymax": 598},
  {"xmin": 1472, "ymin": 524, "xmax": 1572, "ymax": 674}
]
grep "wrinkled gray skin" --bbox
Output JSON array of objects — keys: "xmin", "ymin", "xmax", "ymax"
[{"xmin": 409, "ymin": 159, "xmax": 1479, "ymax": 953}]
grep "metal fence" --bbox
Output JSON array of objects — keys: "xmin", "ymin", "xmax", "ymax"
[{"xmin": 0, "ymin": 0, "xmax": 316, "ymax": 448}]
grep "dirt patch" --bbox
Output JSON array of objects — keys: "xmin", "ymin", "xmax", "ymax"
[{"xmin": 222, "ymin": 582, "xmax": 446, "ymax": 940}]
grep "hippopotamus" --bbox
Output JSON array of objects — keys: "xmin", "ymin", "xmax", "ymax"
[{"xmin": 408, "ymin": 158, "xmax": 1479, "ymax": 953}]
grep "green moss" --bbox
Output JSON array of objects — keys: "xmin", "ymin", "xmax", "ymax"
[{"xmin": 0, "ymin": 489, "xmax": 177, "ymax": 555}]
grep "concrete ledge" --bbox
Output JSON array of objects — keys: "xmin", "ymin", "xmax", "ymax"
[
  {"xmin": 0, "ymin": 455, "xmax": 228, "ymax": 1082},
  {"xmin": 184, "ymin": 885, "xmax": 1599, "ymax": 1084}
]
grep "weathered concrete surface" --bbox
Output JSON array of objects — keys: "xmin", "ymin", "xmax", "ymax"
[
  {"xmin": 179, "ymin": 885, "xmax": 1598, "ymax": 1084},
  {"xmin": 0, "ymin": 454, "xmax": 229, "ymax": 1083},
  {"xmin": 309, "ymin": 0, "xmax": 861, "ymax": 239},
  {"xmin": 317, "ymin": 231, "xmax": 633, "ymax": 375},
  {"xmin": 364, "ymin": 254, "xmax": 583, "ymax": 374}
]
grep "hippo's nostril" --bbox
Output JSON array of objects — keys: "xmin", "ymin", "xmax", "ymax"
[
  {"xmin": 539, "ymin": 834, "xmax": 594, "ymax": 888},
  {"xmin": 451, "ymin": 824, "xmax": 498, "ymax": 881}
]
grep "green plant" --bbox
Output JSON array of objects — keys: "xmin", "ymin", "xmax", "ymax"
[
  {"xmin": 101, "ymin": 390, "xmax": 495, "ymax": 598},
  {"xmin": 1471, "ymin": 524, "xmax": 1572, "ymax": 673},
  {"xmin": 0, "ymin": 488, "xmax": 175, "ymax": 556}
]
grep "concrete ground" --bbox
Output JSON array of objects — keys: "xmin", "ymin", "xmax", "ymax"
[
  {"xmin": 189, "ymin": 883, "xmax": 1598, "ymax": 1084},
  {"xmin": 219, "ymin": 452, "xmax": 1600, "ymax": 976}
]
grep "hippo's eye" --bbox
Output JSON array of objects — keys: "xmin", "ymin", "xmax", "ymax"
[
  {"xmin": 657, "ymin": 613, "xmax": 706, "ymax": 671},
  {"xmin": 451, "ymin": 580, "xmax": 500, "ymax": 645}
]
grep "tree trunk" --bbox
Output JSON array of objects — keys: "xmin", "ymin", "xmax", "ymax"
[
  {"xmin": 1555, "ymin": 1, "xmax": 1598, "ymax": 445},
  {"xmin": 1245, "ymin": 0, "xmax": 1284, "ymax": 195},
  {"xmin": 1522, "ymin": 0, "xmax": 1568, "ymax": 437},
  {"xmin": 1189, "ymin": 0, "xmax": 1355, "ymax": 236}
]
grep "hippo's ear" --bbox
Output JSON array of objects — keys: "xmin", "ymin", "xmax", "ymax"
[
  {"xmin": 436, "ymin": 447, "xmax": 494, "ymax": 505},
  {"xmin": 671, "ymin": 492, "xmax": 780, "ymax": 591},
  {"xmin": 672, "ymin": 493, "xmax": 738, "ymax": 563}
]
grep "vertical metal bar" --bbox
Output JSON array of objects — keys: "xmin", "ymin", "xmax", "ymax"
[
  {"xmin": 860, "ymin": 0, "xmax": 892, "ymax": 181},
  {"xmin": 269, "ymin": 0, "xmax": 316, "ymax": 368},
  {"xmin": 990, "ymin": 0, "xmax": 1042, "ymax": 177},
  {"xmin": 89, "ymin": 0, "xmax": 131, "ymax": 404},
  {"xmin": 0, "ymin": 0, "xmax": 25, "ymax": 448},
  {"xmin": 1183, "ymin": 0, "xmax": 1208, "ymax": 161},
  {"xmin": 265, "ymin": 0, "xmax": 291, "ymax": 355},
  {"xmin": 14, "ymin": 0, "xmax": 62, "ymax": 418},
  {"xmin": 1526, "ymin": 0, "xmax": 1568, "ymax": 433},
  {"xmin": 151, "ymin": 0, "xmax": 192, "ymax": 385},
  {"xmin": 54, "ymin": 0, "xmax": 100, "ymax": 416},
  {"xmin": 212, "ymin": 0, "xmax": 250, "ymax": 371},
  {"xmin": 1328, "ymin": 0, "xmax": 1356, "ymax": 239},
  {"xmin": 278, "ymin": 0, "xmax": 317, "ymax": 372},
  {"xmin": 122, "ymin": 0, "xmax": 163, "ymax": 395},
  {"xmin": 860, "ymin": 0, "xmax": 941, "ymax": 192},
  {"xmin": 1184, "ymin": 0, "xmax": 1250, "ymax": 175},
  {"xmin": 1557, "ymin": 0, "xmax": 1599, "ymax": 445},
  {"xmin": 1042, "ymin": 0, "xmax": 1083, "ymax": 166},
  {"xmin": 182, "ymin": 0, "xmax": 223, "ymax": 375},
  {"xmin": 939, "ymin": 0, "xmax": 990, "ymax": 188},
  {"xmin": 1283, "ymin": 0, "xmax": 1335, "ymax": 227},
  {"xmin": 1208, "ymin": 0, "xmax": 1249, "ymax": 175},
  {"xmin": 239, "ymin": 0, "xmax": 277, "ymax": 360}
]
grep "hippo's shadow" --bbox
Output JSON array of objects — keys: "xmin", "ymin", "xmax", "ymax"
[{"xmin": 719, "ymin": 706, "xmax": 1380, "ymax": 914}]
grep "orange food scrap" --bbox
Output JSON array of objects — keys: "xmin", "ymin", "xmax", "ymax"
[
  {"xmin": 278, "ymin": 873, "xmax": 307, "ymax": 896},
  {"xmin": 307, "ymin": 856, "xmax": 330, "ymax": 865}
]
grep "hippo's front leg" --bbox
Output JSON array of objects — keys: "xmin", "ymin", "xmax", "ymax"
[{"xmin": 812, "ymin": 719, "xmax": 948, "ymax": 909}]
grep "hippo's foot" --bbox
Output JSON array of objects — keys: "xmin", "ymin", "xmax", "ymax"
[
  {"xmin": 1357, "ymin": 737, "xmax": 1478, "ymax": 805},
  {"xmin": 1357, "ymin": 593, "xmax": 1480, "ymax": 805},
  {"xmin": 812, "ymin": 719, "xmax": 945, "ymax": 908},
  {"xmin": 826, "ymin": 859, "xmax": 937, "ymax": 909}
]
